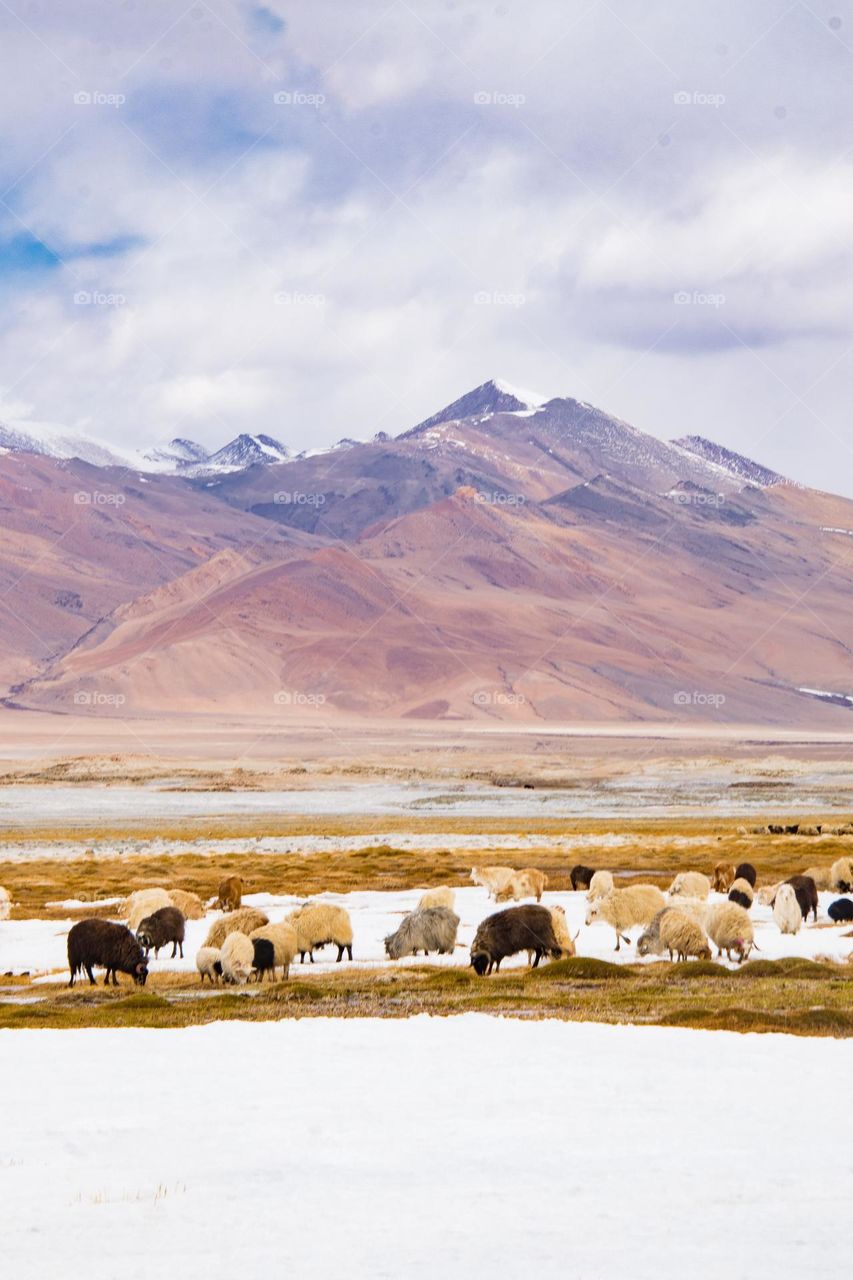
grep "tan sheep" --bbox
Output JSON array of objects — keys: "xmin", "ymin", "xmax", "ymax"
[
  {"xmin": 706, "ymin": 902, "xmax": 754, "ymax": 963},
  {"xmin": 167, "ymin": 889, "xmax": 205, "ymax": 920},
  {"xmin": 286, "ymin": 904, "xmax": 353, "ymax": 963},
  {"xmin": 585, "ymin": 885, "xmax": 666, "ymax": 950},
  {"xmin": 802, "ymin": 865, "xmax": 833, "ymax": 892},
  {"xmin": 659, "ymin": 910, "xmax": 712, "ymax": 962},
  {"xmin": 712, "ymin": 862, "xmax": 736, "ymax": 893},
  {"xmin": 124, "ymin": 888, "xmax": 172, "ymax": 932},
  {"xmin": 495, "ymin": 869, "xmax": 548, "ymax": 903},
  {"xmin": 668, "ymin": 871, "xmax": 711, "ymax": 901},
  {"xmin": 831, "ymin": 857, "xmax": 853, "ymax": 893},
  {"xmin": 773, "ymin": 884, "xmax": 802, "ymax": 935},
  {"xmin": 470, "ymin": 866, "xmax": 516, "ymax": 898},
  {"xmin": 757, "ymin": 883, "xmax": 781, "ymax": 906},
  {"xmin": 203, "ymin": 907, "xmax": 269, "ymax": 949},
  {"xmin": 418, "ymin": 886, "xmax": 456, "ymax": 911},
  {"xmin": 220, "ymin": 931, "xmax": 254, "ymax": 984},
  {"xmin": 586, "ymin": 870, "xmax": 614, "ymax": 902},
  {"xmin": 526, "ymin": 905, "xmax": 576, "ymax": 964},
  {"xmin": 249, "ymin": 922, "xmax": 298, "ymax": 979}
]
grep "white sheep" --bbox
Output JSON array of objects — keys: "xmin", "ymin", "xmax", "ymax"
[
  {"xmin": 585, "ymin": 885, "xmax": 666, "ymax": 950},
  {"xmin": 668, "ymin": 871, "xmax": 711, "ymax": 901},
  {"xmin": 659, "ymin": 910, "xmax": 712, "ymax": 962},
  {"xmin": 418, "ymin": 886, "xmax": 456, "ymax": 911},
  {"xmin": 831, "ymin": 856, "xmax": 853, "ymax": 893},
  {"xmin": 706, "ymin": 902, "xmax": 754, "ymax": 963},
  {"xmin": 586, "ymin": 870, "xmax": 614, "ymax": 902},
  {"xmin": 195, "ymin": 946, "xmax": 222, "ymax": 984},
  {"xmin": 772, "ymin": 883, "xmax": 802, "ymax": 935},
  {"xmin": 220, "ymin": 931, "xmax": 254, "ymax": 984},
  {"xmin": 0, "ymin": 886, "xmax": 11, "ymax": 921}
]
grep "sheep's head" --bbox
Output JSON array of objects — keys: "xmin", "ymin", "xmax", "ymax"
[
  {"xmin": 584, "ymin": 901, "xmax": 602, "ymax": 926},
  {"xmin": 383, "ymin": 934, "xmax": 400, "ymax": 960},
  {"xmin": 697, "ymin": 944, "xmax": 712, "ymax": 961},
  {"xmin": 133, "ymin": 962, "xmax": 148, "ymax": 986},
  {"xmin": 470, "ymin": 950, "xmax": 490, "ymax": 976},
  {"xmin": 669, "ymin": 876, "xmax": 683, "ymax": 896}
]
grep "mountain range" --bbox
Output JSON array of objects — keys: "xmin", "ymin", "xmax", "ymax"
[{"xmin": 1, "ymin": 379, "xmax": 851, "ymax": 725}]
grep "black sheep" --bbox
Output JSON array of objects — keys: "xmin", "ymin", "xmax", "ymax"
[
  {"xmin": 734, "ymin": 862, "xmax": 757, "ymax": 887},
  {"xmin": 251, "ymin": 937, "xmax": 276, "ymax": 982},
  {"xmin": 570, "ymin": 864, "xmax": 595, "ymax": 892},
  {"xmin": 136, "ymin": 906, "xmax": 185, "ymax": 958},
  {"xmin": 785, "ymin": 875, "xmax": 818, "ymax": 923},
  {"xmin": 828, "ymin": 898, "xmax": 853, "ymax": 923},
  {"xmin": 68, "ymin": 919, "xmax": 148, "ymax": 988},
  {"xmin": 471, "ymin": 905, "xmax": 562, "ymax": 976}
]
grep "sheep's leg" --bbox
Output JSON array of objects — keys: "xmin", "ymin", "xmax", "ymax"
[
  {"xmin": 336, "ymin": 945, "xmax": 343, "ymax": 963},
  {"xmin": 614, "ymin": 932, "xmax": 621, "ymax": 952},
  {"xmin": 532, "ymin": 950, "xmax": 542, "ymax": 968},
  {"xmin": 86, "ymin": 965, "xmax": 96, "ymax": 986}
]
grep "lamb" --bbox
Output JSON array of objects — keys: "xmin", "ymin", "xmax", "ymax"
[
  {"xmin": 712, "ymin": 862, "xmax": 736, "ymax": 893},
  {"xmin": 828, "ymin": 898, "xmax": 853, "ymax": 923},
  {"xmin": 494, "ymin": 868, "xmax": 548, "ymax": 903},
  {"xmin": 659, "ymin": 910, "xmax": 712, "ymax": 962},
  {"xmin": 220, "ymin": 931, "xmax": 254, "ymax": 984},
  {"xmin": 470, "ymin": 904, "xmax": 563, "ymax": 975},
  {"xmin": 585, "ymin": 885, "xmax": 666, "ymax": 951},
  {"xmin": 251, "ymin": 937, "xmax": 276, "ymax": 982},
  {"xmin": 67, "ymin": 919, "xmax": 148, "ymax": 988},
  {"xmin": 637, "ymin": 903, "xmax": 708, "ymax": 957},
  {"xmin": 586, "ymin": 870, "xmax": 614, "ymax": 901},
  {"xmin": 124, "ymin": 888, "xmax": 172, "ymax": 932},
  {"xmin": 802, "ymin": 865, "xmax": 833, "ymax": 892},
  {"xmin": 528, "ymin": 905, "xmax": 576, "ymax": 963},
  {"xmin": 570, "ymin": 865, "xmax": 595, "ymax": 891},
  {"xmin": 784, "ymin": 874, "xmax": 818, "ymax": 923},
  {"xmin": 136, "ymin": 906, "xmax": 185, "ymax": 958},
  {"xmin": 167, "ymin": 889, "xmax": 205, "ymax": 920},
  {"xmin": 706, "ymin": 902, "xmax": 754, "ymax": 963},
  {"xmin": 203, "ymin": 907, "xmax": 269, "ymax": 949},
  {"xmin": 728, "ymin": 878, "xmax": 754, "ymax": 910},
  {"xmin": 831, "ymin": 857, "xmax": 853, "ymax": 894},
  {"xmin": 384, "ymin": 907, "xmax": 460, "ymax": 959},
  {"xmin": 249, "ymin": 923, "xmax": 297, "ymax": 979},
  {"xmin": 773, "ymin": 884, "xmax": 802, "ymax": 935},
  {"xmin": 668, "ymin": 871, "xmax": 711, "ymax": 901},
  {"xmin": 217, "ymin": 875, "xmax": 243, "ymax": 912},
  {"xmin": 0, "ymin": 886, "xmax": 10, "ymax": 920},
  {"xmin": 195, "ymin": 946, "xmax": 222, "ymax": 984},
  {"xmin": 418, "ymin": 886, "xmax": 455, "ymax": 911},
  {"xmin": 286, "ymin": 903, "xmax": 353, "ymax": 963},
  {"xmin": 470, "ymin": 866, "xmax": 516, "ymax": 898},
  {"xmin": 734, "ymin": 862, "xmax": 757, "ymax": 888}
]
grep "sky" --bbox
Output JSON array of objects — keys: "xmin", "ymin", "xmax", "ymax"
[{"xmin": 0, "ymin": 0, "xmax": 852, "ymax": 493}]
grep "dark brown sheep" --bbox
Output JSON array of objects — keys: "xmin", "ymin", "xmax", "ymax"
[
  {"xmin": 784, "ymin": 874, "xmax": 818, "ymax": 923},
  {"xmin": 470, "ymin": 905, "xmax": 562, "ymax": 976},
  {"xmin": 570, "ymin": 864, "xmax": 595, "ymax": 891},
  {"xmin": 136, "ymin": 906, "xmax": 185, "ymax": 958},
  {"xmin": 734, "ymin": 862, "xmax": 757, "ymax": 887},
  {"xmin": 68, "ymin": 919, "xmax": 148, "ymax": 988},
  {"xmin": 217, "ymin": 875, "xmax": 242, "ymax": 912}
]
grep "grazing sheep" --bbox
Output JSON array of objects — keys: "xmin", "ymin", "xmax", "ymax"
[
  {"xmin": 220, "ymin": 931, "xmax": 254, "ymax": 984},
  {"xmin": 831, "ymin": 857, "xmax": 853, "ymax": 894},
  {"xmin": 418, "ymin": 886, "xmax": 455, "ymax": 911},
  {"xmin": 124, "ymin": 888, "xmax": 172, "ymax": 932},
  {"xmin": 728, "ymin": 878, "xmax": 754, "ymax": 910},
  {"xmin": 668, "ymin": 871, "xmax": 711, "ymax": 901},
  {"xmin": 734, "ymin": 862, "xmax": 757, "ymax": 888},
  {"xmin": 167, "ymin": 889, "xmax": 205, "ymax": 920},
  {"xmin": 798, "ymin": 824, "xmax": 821, "ymax": 837},
  {"xmin": 494, "ymin": 868, "xmax": 548, "ymax": 903},
  {"xmin": 217, "ymin": 875, "xmax": 243, "ymax": 912},
  {"xmin": 286, "ymin": 904, "xmax": 353, "ymax": 963},
  {"xmin": 203, "ymin": 907, "xmax": 269, "ymax": 950},
  {"xmin": 469, "ymin": 866, "xmax": 516, "ymax": 898},
  {"xmin": 67, "ymin": 919, "xmax": 148, "ymax": 988},
  {"xmin": 470, "ymin": 905, "xmax": 562, "ymax": 975},
  {"xmin": 706, "ymin": 902, "xmax": 754, "ymax": 963},
  {"xmin": 251, "ymin": 937, "xmax": 276, "ymax": 982},
  {"xmin": 828, "ymin": 898, "xmax": 853, "ymax": 923},
  {"xmin": 784, "ymin": 875, "xmax": 818, "ymax": 923},
  {"xmin": 585, "ymin": 885, "xmax": 666, "ymax": 951},
  {"xmin": 570, "ymin": 864, "xmax": 595, "ymax": 891},
  {"xmin": 195, "ymin": 946, "xmax": 222, "ymax": 984},
  {"xmin": 0, "ymin": 886, "xmax": 10, "ymax": 920},
  {"xmin": 802, "ymin": 865, "xmax": 833, "ymax": 892},
  {"xmin": 773, "ymin": 884, "xmax": 802, "ymax": 935},
  {"xmin": 249, "ymin": 923, "xmax": 297, "ymax": 979},
  {"xmin": 136, "ymin": 906, "xmax": 185, "ymax": 958},
  {"xmin": 712, "ymin": 862, "xmax": 736, "ymax": 894},
  {"xmin": 757, "ymin": 883, "xmax": 781, "ymax": 907},
  {"xmin": 637, "ymin": 904, "xmax": 708, "ymax": 958},
  {"xmin": 586, "ymin": 870, "xmax": 615, "ymax": 902},
  {"xmin": 528, "ymin": 905, "xmax": 576, "ymax": 964},
  {"xmin": 659, "ymin": 910, "xmax": 712, "ymax": 962},
  {"xmin": 384, "ymin": 907, "xmax": 460, "ymax": 959}
]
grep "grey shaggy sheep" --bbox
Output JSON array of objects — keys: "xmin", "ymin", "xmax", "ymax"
[
  {"xmin": 68, "ymin": 919, "xmax": 148, "ymax": 988},
  {"xmin": 384, "ymin": 907, "xmax": 460, "ymax": 959}
]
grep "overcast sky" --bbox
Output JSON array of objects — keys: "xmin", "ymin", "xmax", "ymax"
[{"xmin": 1, "ymin": 1, "xmax": 852, "ymax": 492}]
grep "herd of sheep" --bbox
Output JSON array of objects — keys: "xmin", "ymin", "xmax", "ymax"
[{"xmin": 5, "ymin": 852, "xmax": 853, "ymax": 989}]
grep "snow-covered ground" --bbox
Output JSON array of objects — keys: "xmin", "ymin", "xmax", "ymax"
[
  {"xmin": 2, "ymin": 1016, "xmax": 851, "ymax": 1280},
  {"xmin": 3, "ymin": 885, "xmax": 852, "ymax": 983}
]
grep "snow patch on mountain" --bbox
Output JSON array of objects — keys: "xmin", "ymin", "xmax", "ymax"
[{"xmin": 671, "ymin": 435, "xmax": 784, "ymax": 487}]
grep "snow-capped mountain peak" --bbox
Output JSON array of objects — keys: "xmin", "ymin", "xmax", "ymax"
[
  {"xmin": 207, "ymin": 433, "xmax": 291, "ymax": 470},
  {"xmin": 405, "ymin": 378, "xmax": 547, "ymax": 435},
  {"xmin": 671, "ymin": 435, "xmax": 785, "ymax": 487}
]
